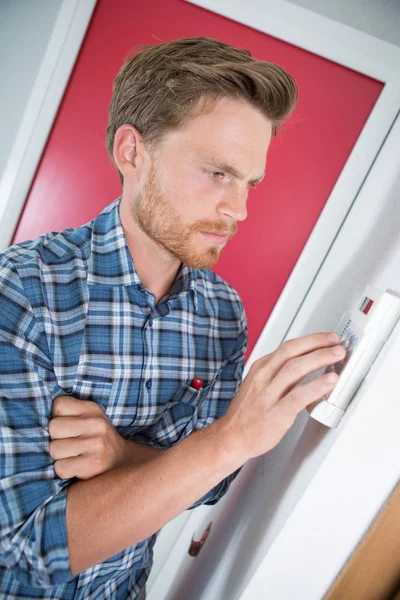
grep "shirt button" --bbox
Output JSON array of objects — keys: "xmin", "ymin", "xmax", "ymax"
[
  {"xmin": 148, "ymin": 319, "xmax": 153, "ymax": 327},
  {"xmin": 145, "ymin": 379, "xmax": 152, "ymax": 389},
  {"xmin": 137, "ymin": 284, "xmax": 145, "ymax": 293}
]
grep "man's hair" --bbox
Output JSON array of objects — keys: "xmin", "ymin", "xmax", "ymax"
[{"xmin": 106, "ymin": 36, "xmax": 298, "ymax": 177}]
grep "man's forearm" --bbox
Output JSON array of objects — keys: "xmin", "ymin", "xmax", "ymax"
[
  {"xmin": 124, "ymin": 440, "xmax": 164, "ymax": 466},
  {"xmin": 67, "ymin": 419, "xmax": 243, "ymax": 575}
]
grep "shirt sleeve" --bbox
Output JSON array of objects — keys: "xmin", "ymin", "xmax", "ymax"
[
  {"xmin": 189, "ymin": 305, "xmax": 248, "ymax": 509},
  {"xmin": 0, "ymin": 256, "xmax": 73, "ymax": 588}
]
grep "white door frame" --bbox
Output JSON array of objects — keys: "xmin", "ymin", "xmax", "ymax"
[{"xmin": 0, "ymin": 0, "xmax": 97, "ymax": 251}]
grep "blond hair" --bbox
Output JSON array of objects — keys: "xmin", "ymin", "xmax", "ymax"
[{"xmin": 106, "ymin": 36, "xmax": 298, "ymax": 177}]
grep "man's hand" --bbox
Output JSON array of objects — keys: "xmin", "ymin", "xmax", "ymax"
[
  {"xmin": 49, "ymin": 397, "xmax": 158, "ymax": 480},
  {"xmin": 219, "ymin": 332, "xmax": 347, "ymax": 461}
]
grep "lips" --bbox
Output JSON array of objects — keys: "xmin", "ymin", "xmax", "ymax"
[
  {"xmin": 204, "ymin": 231, "xmax": 229, "ymax": 236},
  {"xmin": 200, "ymin": 231, "xmax": 230, "ymax": 244}
]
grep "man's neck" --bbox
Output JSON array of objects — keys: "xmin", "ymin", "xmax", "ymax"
[{"xmin": 120, "ymin": 209, "xmax": 181, "ymax": 305}]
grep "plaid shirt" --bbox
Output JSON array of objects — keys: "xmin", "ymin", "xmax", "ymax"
[{"xmin": 0, "ymin": 198, "xmax": 247, "ymax": 599}]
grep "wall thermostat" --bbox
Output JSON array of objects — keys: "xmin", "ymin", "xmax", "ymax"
[{"xmin": 307, "ymin": 286, "xmax": 400, "ymax": 428}]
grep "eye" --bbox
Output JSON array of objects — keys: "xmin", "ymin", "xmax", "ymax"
[{"xmin": 208, "ymin": 171, "xmax": 225, "ymax": 181}]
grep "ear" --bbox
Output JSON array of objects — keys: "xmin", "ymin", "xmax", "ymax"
[{"xmin": 113, "ymin": 125, "xmax": 148, "ymax": 183}]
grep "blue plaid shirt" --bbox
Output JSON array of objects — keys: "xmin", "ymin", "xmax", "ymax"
[{"xmin": 0, "ymin": 199, "xmax": 247, "ymax": 599}]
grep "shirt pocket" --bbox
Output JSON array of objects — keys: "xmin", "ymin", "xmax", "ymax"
[{"xmin": 147, "ymin": 379, "xmax": 216, "ymax": 448}]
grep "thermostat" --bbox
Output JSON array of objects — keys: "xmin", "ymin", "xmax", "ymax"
[{"xmin": 307, "ymin": 286, "xmax": 400, "ymax": 428}]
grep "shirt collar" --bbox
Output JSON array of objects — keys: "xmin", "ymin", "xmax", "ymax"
[
  {"xmin": 167, "ymin": 263, "xmax": 198, "ymax": 301},
  {"xmin": 87, "ymin": 198, "xmax": 198, "ymax": 299}
]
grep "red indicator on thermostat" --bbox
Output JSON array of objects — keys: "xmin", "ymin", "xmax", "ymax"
[{"xmin": 360, "ymin": 297, "xmax": 374, "ymax": 315}]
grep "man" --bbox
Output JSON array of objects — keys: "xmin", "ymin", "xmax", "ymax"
[{"xmin": 0, "ymin": 37, "xmax": 345, "ymax": 599}]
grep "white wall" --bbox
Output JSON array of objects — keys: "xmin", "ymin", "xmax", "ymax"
[
  {"xmin": 0, "ymin": 0, "xmax": 63, "ymax": 181},
  {"xmin": 155, "ymin": 113, "xmax": 400, "ymax": 600},
  {"xmin": 287, "ymin": 0, "xmax": 400, "ymax": 47},
  {"xmin": 0, "ymin": 0, "xmax": 96, "ymax": 251}
]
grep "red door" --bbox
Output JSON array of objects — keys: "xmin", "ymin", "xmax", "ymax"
[{"xmin": 12, "ymin": 0, "xmax": 383, "ymax": 357}]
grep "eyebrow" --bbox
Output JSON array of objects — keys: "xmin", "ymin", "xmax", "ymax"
[{"xmin": 200, "ymin": 154, "xmax": 265, "ymax": 185}]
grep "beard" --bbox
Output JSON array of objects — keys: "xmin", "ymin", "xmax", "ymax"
[{"xmin": 132, "ymin": 164, "xmax": 237, "ymax": 270}]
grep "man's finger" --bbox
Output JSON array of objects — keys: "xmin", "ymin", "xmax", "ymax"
[
  {"xmin": 281, "ymin": 371, "xmax": 339, "ymax": 415},
  {"xmin": 275, "ymin": 332, "xmax": 341, "ymax": 365},
  {"xmin": 49, "ymin": 416, "xmax": 89, "ymax": 439},
  {"xmin": 266, "ymin": 345, "xmax": 345, "ymax": 402},
  {"xmin": 54, "ymin": 455, "xmax": 105, "ymax": 480},
  {"xmin": 52, "ymin": 396, "xmax": 84, "ymax": 417},
  {"xmin": 52, "ymin": 396, "xmax": 103, "ymax": 418},
  {"xmin": 54, "ymin": 456, "xmax": 87, "ymax": 480},
  {"xmin": 50, "ymin": 437, "xmax": 86, "ymax": 460},
  {"xmin": 254, "ymin": 332, "xmax": 341, "ymax": 382}
]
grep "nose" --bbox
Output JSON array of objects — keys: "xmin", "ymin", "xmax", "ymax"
[{"xmin": 217, "ymin": 188, "xmax": 248, "ymax": 223}]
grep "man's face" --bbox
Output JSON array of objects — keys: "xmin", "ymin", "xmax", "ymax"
[{"xmin": 132, "ymin": 96, "xmax": 272, "ymax": 269}]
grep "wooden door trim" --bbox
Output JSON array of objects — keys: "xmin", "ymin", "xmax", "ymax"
[{"xmin": 325, "ymin": 482, "xmax": 400, "ymax": 600}]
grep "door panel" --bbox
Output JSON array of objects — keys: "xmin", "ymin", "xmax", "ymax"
[{"xmin": 12, "ymin": 0, "xmax": 383, "ymax": 357}]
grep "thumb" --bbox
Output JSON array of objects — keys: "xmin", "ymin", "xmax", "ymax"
[{"xmin": 52, "ymin": 396, "xmax": 88, "ymax": 417}]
